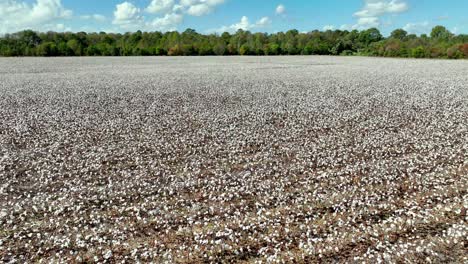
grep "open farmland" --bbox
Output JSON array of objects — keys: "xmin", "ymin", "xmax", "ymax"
[{"xmin": 0, "ymin": 56, "xmax": 467, "ymax": 263}]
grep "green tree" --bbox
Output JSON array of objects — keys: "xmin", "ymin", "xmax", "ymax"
[
  {"xmin": 1, "ymin": 28, "xmax": 467, "ymax": 59},
  {"xmin": 37, "ymin": 42, "xmax": 57, "ymax": 56},
  {"xmin": 384, "ymin": 39, "xmax": 406, "ymax": 57},
  {"xmin": 67, "ymin": 39, "xmax": 83, "ymax": 56},
  {"xmin": 153, "ymin": 46, "xmax": 167, "ymax": 55},
  {"xmin": 239, "ymin": 44, "xmax": 251, "ymax": 55},
  {"xmin": 213, "ymin": 42, "xmax": 226, "ymax": 55},
  {"xmin": 85, "ymin": 45, "xmax": 100, "ymax": 56},
  {"xmin": 265, "ymin": 43, "xmax": 280, "ymax": 55},
  {"xmin": 18, "ymin": 30, "xmax": 41, "ymax": 47},
  {"xmin": 390, "ymin": 29, "xmax": 407, "ymax": 40},
  {"xmin": 57, "ymin": 42, "xmax": 73, "ymax": 56},
  {"xmin": 331, "ymin": 40, "xmax": 352, "ymax": 55},
  {"xmin": 357, "ymin": 28, "xmax": 383, "ymax": 47},
  {"xmin": 430, "ymin": 26, "xmax": 452, "ymax": 40}
]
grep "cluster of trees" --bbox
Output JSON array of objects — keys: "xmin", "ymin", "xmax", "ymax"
[{"xmin": 1, "ymin": 26, "xmax": 467, "ymax": 59}]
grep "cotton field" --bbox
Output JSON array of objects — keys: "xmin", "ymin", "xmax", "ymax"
[{"xmin": 0, "ymin": 56, "xmax": 467, "ymax": 263}]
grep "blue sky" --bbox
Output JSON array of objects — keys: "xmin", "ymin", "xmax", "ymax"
[{"xmin": 1, "ymin": 0, "xmax": 467, "ymax": 35}]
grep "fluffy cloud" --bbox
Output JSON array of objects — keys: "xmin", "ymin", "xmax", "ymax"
[
  {"xmin": 276, "ymin": 4, "xmax": 286, "ymax": 15},
  {"xmin": 323, "ymin": 25, "xmax": 335, "ymax": 31},
  {"xmin": 0, "ymin": 0, "xmax": 72, "ymax": 34},
  {"xmin": 81, "ymin": 14, "xmax": 106, "ymax": 22},
  {"xmin": 110, "ymin": 0, "xmax": 226, "ymax": 32},
  {"xmin": 54, "ymin": 23, "xmax": 71, "ymax": 31},
  {"xmin": 230, "ymin": 16, "xmax": 250, "ymax": 31},
  {"xmin": 146, "ymin": 0, "xmax": 175, "ymax": 14},
  {"xmin": 112, "ymin": 1, "xmax": 187, "ymax": 31},
  {"xmin": 351, "ymin": 0, "xmax": 408, "ymax": 29},
  {"xmin": 256, "ymin": 17, "xmax": 272, "ymax": 27},
  {"xmin": 354, "ymin": 0, "xmax": 408, "ymax": 18},
  {"xmin": 150, "ymin": 13, "xmax": 184, "ymax": 31},
  {"xmin": 356, "ymin": 17, "xmax": 380, "ymax": 28},
  {"xmin": 180, "ymin": 0, "xmax": 224, "ymax": 6},
  {"xmin": 181, "ymin": 0, "xmax": 225, "ymax": 16},
  {"xmin": 113, "ymin": 2, "xmax": 142, "ymax": 26},
  {"xmin": 214, "ymin": 16, "xmax": 271, "ymax": 33},
  {"xmin": 186, "ymin": 4, "xmax": 212, "ymax": 16},
  {"xmin": 403, "ymin": 21, "xmax": 431, "ymax": 35}
]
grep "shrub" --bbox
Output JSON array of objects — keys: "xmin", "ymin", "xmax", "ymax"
[
  {"xmin": 447, "ymin": 45, "xmax": 463, "ymax": 59},
  {"xmin": 429, "ymin": 47, "xmax": 445, "ymax": 58},
  {"xmin": 168, "ymin": 44, "xmax": 183, "ymax": 56},
  {"xmin": 198, "ymin": 44, "xmax": 213, "ymax": 56},
  {"xmin": 153, "ymin": 47, "xmax": 167, "ymax": 56},
  {"xmin": 411, "ymin": 46, "xmax": 426, "ymax": 58},
  {"xmin": 213, "ymin": 43, "xmax": 226, "ymax": 55},
  {"xmin": 340, "ymin": 50, "xmax": 354, "ymax": 56},
  {"xmin": 384, "ymin": 41, "xmax": 403, "ymax": 57},
  {"xmin": 459, "ymin": 43, "xmax": 468, "ymax": 58},
  {"xmin": 239, "ymin": 44, "xmax": 251, "ymax": 56}
]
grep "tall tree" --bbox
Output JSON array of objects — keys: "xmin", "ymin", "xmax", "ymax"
[{"xmin": 390, "ymin": 29, "xmax": 408, "ymax": 40}]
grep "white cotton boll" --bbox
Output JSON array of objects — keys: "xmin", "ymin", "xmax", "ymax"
[{"xmin": 1, "ymin": 56, "xmax": 466, "ymax": 262}]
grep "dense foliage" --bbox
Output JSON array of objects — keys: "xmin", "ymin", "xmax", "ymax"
[{"xmin": 1, "ymin": 26, "xmax": 467, "ymax": 58}]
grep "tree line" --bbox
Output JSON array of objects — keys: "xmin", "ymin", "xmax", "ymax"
[{"xmin": 1, "ymin": 26, "xmax": 467, "ymax": 59}]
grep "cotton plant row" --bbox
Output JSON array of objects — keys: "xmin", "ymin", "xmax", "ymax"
[{"xmin": 0, "ymin": 56, "xmax": 466, "ymax": 263}]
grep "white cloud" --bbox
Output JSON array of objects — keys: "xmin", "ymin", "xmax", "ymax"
[
  {"xmin": 181, "ymin": 0, "xmax": 225, "ymax": 16},
  {"xmin": 113, "ymin": 2, "xmax": 141, "ymax": 24},
  {"xmin": 340, "ymin": 24, "xmax": 352, "ymax": 30},
  {"xmin": 112, "ymin": 2, "xmax": 144, "ymax": 30},
  {"xmin": 354, "ymin": 0, "xmax": 408, "ymax": 18},
  {"xmin": 108, "ymin": 0, "xmax": 228, "ymax": 32},
  {"xmin": 256, "ymin": 17, "xmax": 271, "ymax": 27},
  {"xmin": 351, "ymin": 0, "xmax": 408, "ymax": 29},
  {"xmin": 323, "ymin": 25, "xmax": 335, "ymax": 31},
  {"xmin": 213, "ymin": 16, "xmax": 271, "ymax": 33},
  {"xmin": 180, "ymin": 0, "xmax": 224, "ymax": 6},
  {"xmin": 146, "ymin": 0, "xmax": 175, "ymax": 14},
  {"xmin": 81, "ymin": 14, "xmax": 106, "ymax": 22},
  {"xmin": 150, "ymin": 13, "xmax": 184, "ymax": 31},
  {"xmin": 276, "ymin": 4, "xmax": 286, "ymax": 15},
  {"xmin": 230, "ymin": 16, "xmax": 250, "ymax": 31},
  {"xmin": 112, "ymin": 1, "xmax": 186, "ymax": 32},
  {"xmin": 403, "ymin": 21, "xmax": 431, "ymax": 35},
  {"xmin": 0, "ymin": 0, "xmax": 72, "ymax": 34},
  {"xmin": 186, "ymin": 4, "xmax": 212, "ymax": 16},
  {"xmin": 356, "ymin": 17, "xmax": 380, "ymax": 28},
  {"xmin": 107, "ymin": 0, "xmax": 226, "ymax": 32},
  {"xmin": 54, "ymin": 23, "xmax": 70, "ymax": 31}
]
